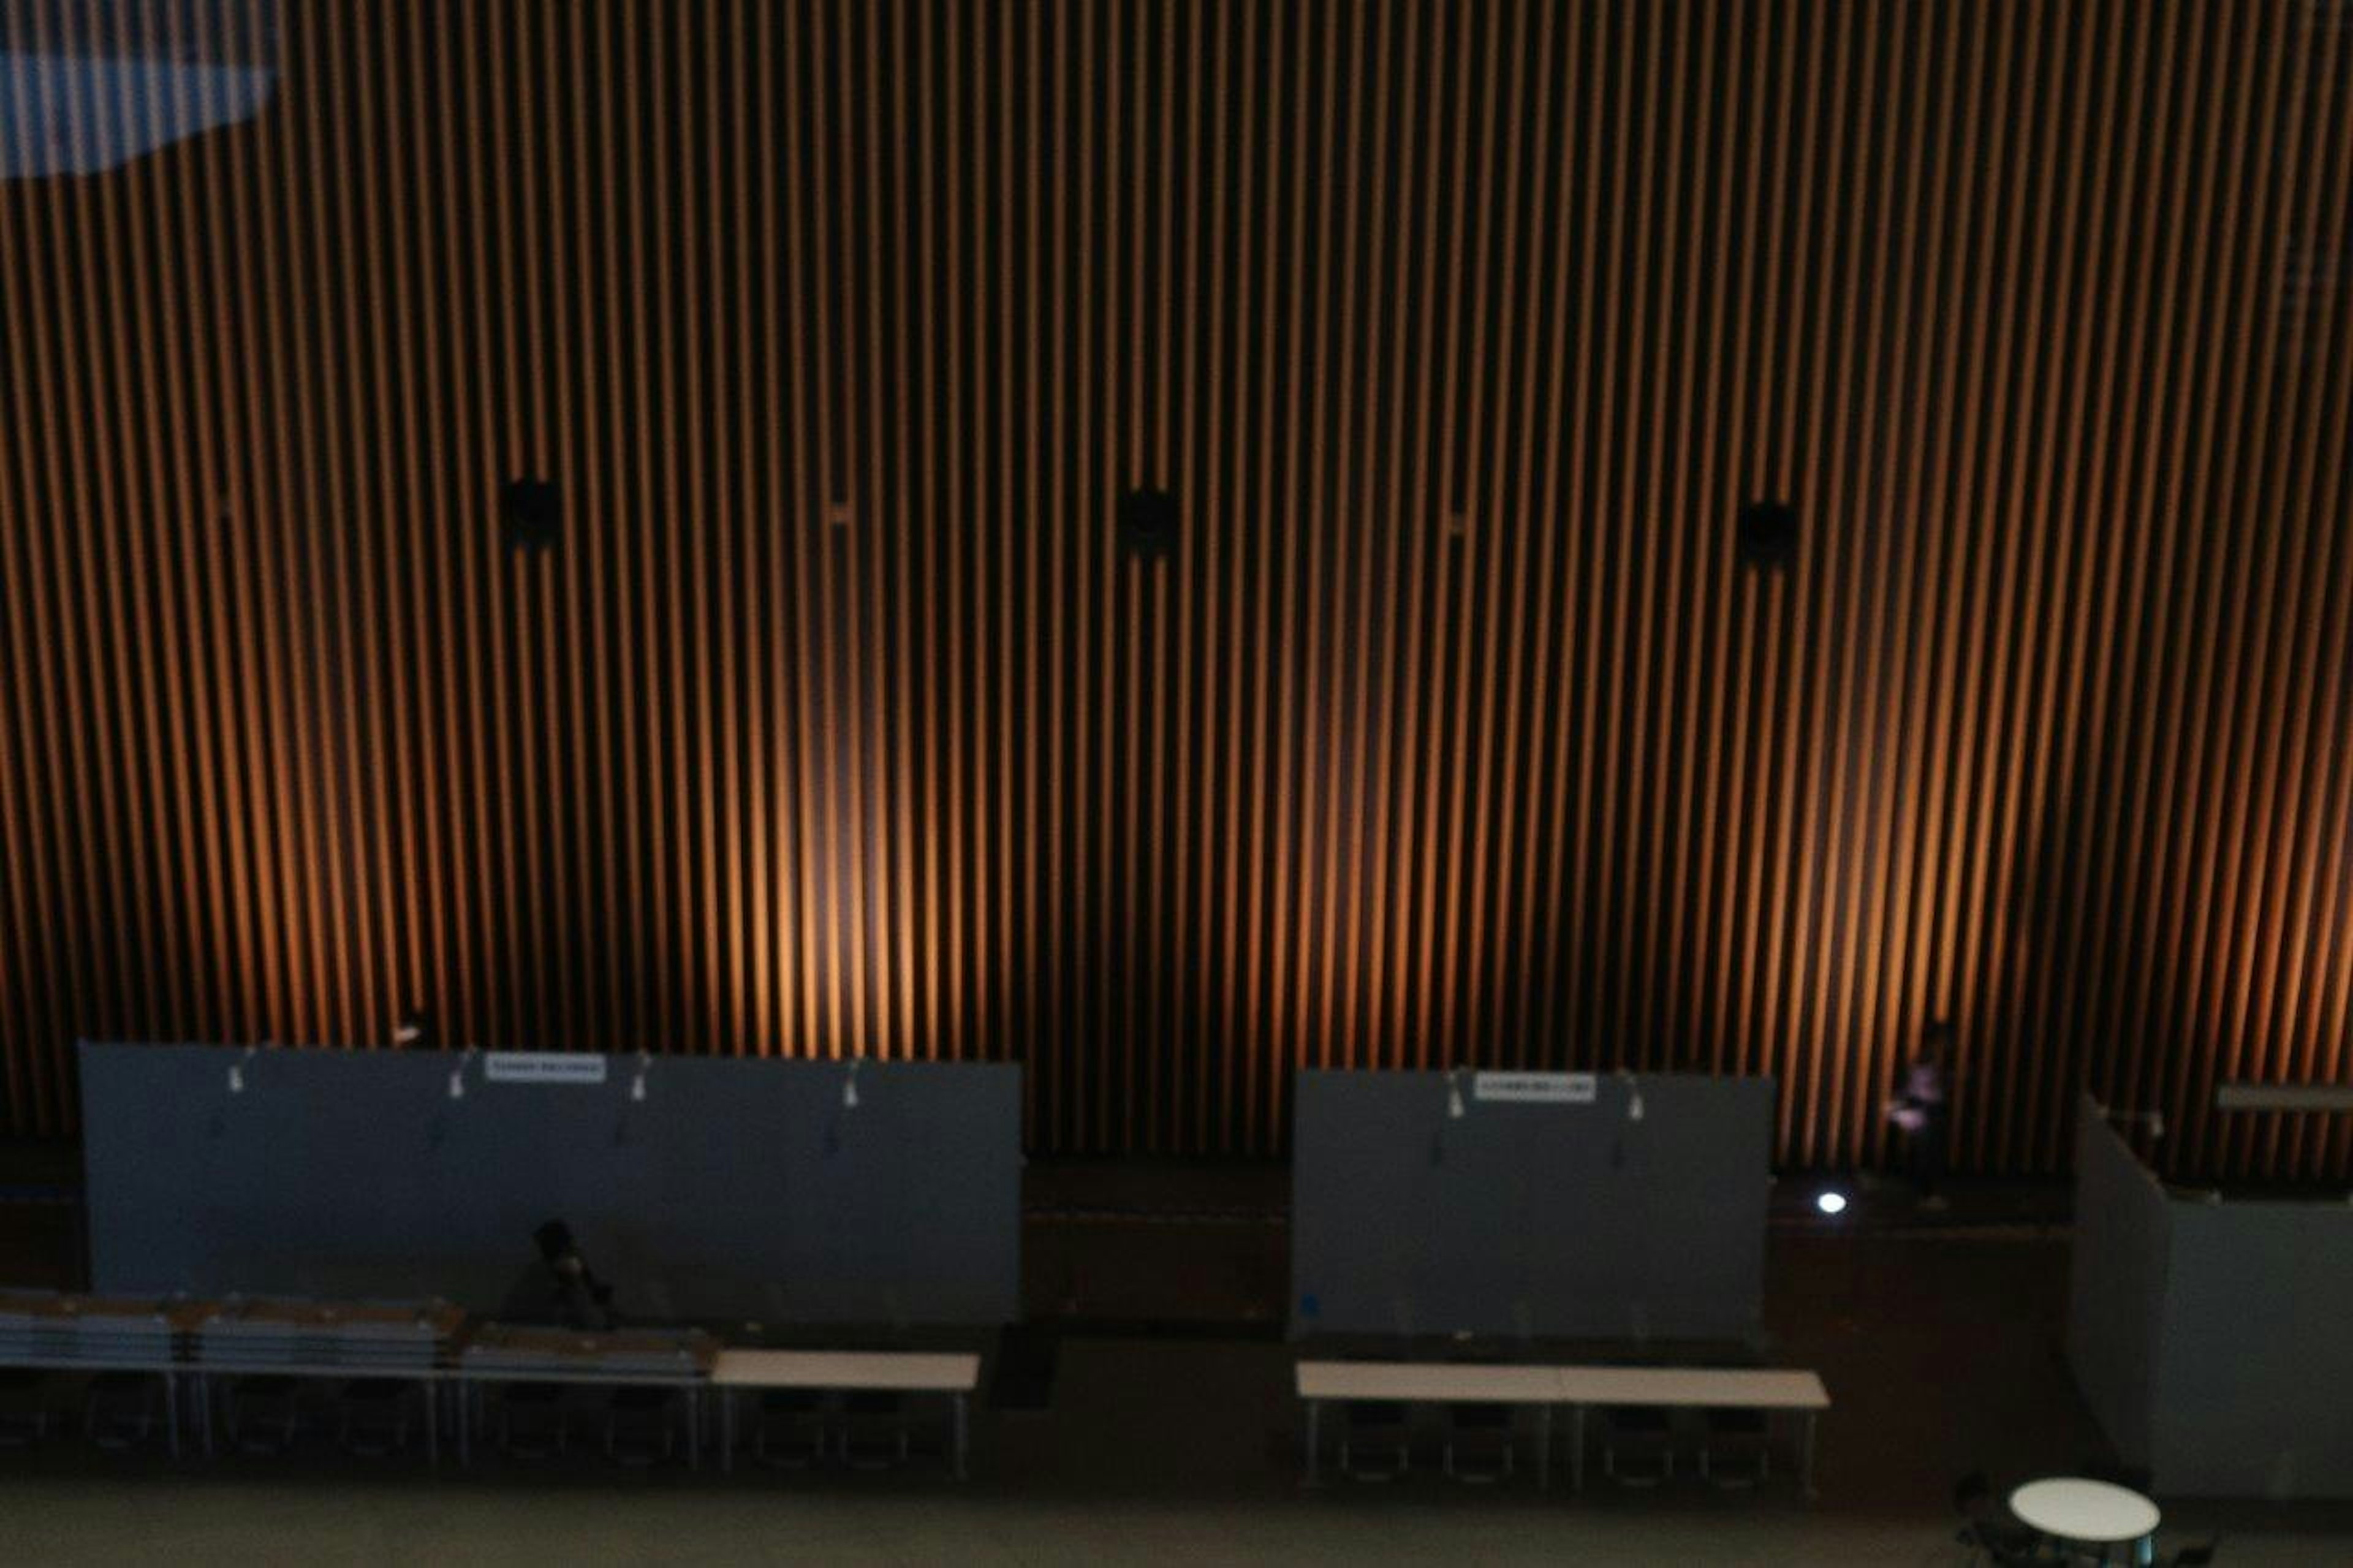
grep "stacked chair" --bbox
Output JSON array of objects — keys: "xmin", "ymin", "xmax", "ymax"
[
  {"xmin": 747, "ymin": 1388, "xmax": 828, "ymax": 1470},
  {"xmin": 838, "ymin": 1391, "xmax": 913, "ymax": 1470},
  {"xmin": 604, "ymin": 1385, "xmax": 683, "ymax": 1466},
  {"xmin": 189, "ymin": 1298, "xmax": 461, "ymax": 1457},
  {"xmin": 494, "ymin": 1383, "xmax": 570, "ymax": 1461},
  {"xmin": 0, "ymin": 1290, "xmax": 194, "ymax": 1453},
  {"xmin": 1697, "ymin": 1407, "xmax": 1771, "ymax": 1487},
  {"xmin": 459, "ymin": 1325, "xmax": 713, "ymax": 1468},
  {"xmin": 0, "ymin": 1367, "xmax": 49, "ymax": 1449},
  {"xmin": 1441, "ymin": 1402, "xmax": 1515, "ymax": 1483},
  {"xmin": 1951, "ymin": 1470, "xmax": 2045, "ymax": 1566},
  {"xmin": 1600, "ymin": 1405, "xmax": 1675, "ymax": 1485},
  {"xmin": 724, "ymin": 1387, "xmax": 930, "ymax": 1472},
  {"xmin": 1338, "ymin": 1399, "xmax": 1413, "ymax": 1482}
]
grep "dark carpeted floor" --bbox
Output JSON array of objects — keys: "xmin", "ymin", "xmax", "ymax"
[{"xmin": 1, "ymin": 1151, "xmax": 2348, "ymax": 1564}]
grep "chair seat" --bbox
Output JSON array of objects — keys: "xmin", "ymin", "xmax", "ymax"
[
  {"xmin": 1339, "ymin": 1399, "xmax": 1412, "ymax": 1482},
  {"xmin": 1698, "ymin": 1406, "xmax": 1770, "ymax": 1488},
  {"xmin": 609, "ymin": 1386, "xmax": 676, "ymax": 1412},
  {"xmin": 84, "ymin": 1371, "xmax": 163, "ymax": 1451},
  {"xmin": 229, "ymin": 1374, "xmax": 303, "ymax": 1455},
  {"xmin": 1953, "ymin": 1469, "xmax": 2044, "ymax": 1564},
  {"xmin": 605, "ymin": 1386, "xmax": 681, "ymax": 1467},
  {"xmin": 1602, "ymin": 1405, "xmax": 1675, "ymax": 1487},
  {"xmin": 337, "ymin": 1378, "xmax": 411, "ymax": 1458},
  {"xmin": 751, "ymin": 1388, "xmax": 828, "ymax": 1470},
  {"xmin": 498, "ymin": 1383, "xmax": 570, "ymax": 1460},
  {"xmin": 839, "ymin": 1390, "xmax": 910, "ymax": 1470},
  {"xmin": 0, "ymin": 1368, "xmax": 50, "ymax": 1449},
  {"xmin": 1443, "ymin": 1402, "xmax": 1515, "ymax": 1484}
]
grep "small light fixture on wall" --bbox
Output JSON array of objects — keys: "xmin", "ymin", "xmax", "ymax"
[
  {"xmin": 1446, "ymin": 1069, "xmax": 1466, "ymax": 1121},
  {"xmin": 393, "ymin": 1007, "xmax": 430, "ymax": 1048},
  {"xmin": 843, "ymin": 1057, "xmax": 862, "ymax": 1110},
  {"xmin": 1118, "ymin": 486, "xmax": 1178, "ymax": 561},
  {"xmin": 630, "ymin": 1051, "xmax": 651, "ymax": 1104},
  {"xmin": 500, "ymin": 476, "xmax": 559, "ymax": 552},
  {"xmin": 449, "ymin": 1045, "xmax": 477, "ymax": 1100},
  {"xmin": 226, "ymin": 1043, "xmax": 260, "ymax": 1095},
  {"xmin": 1735, "ymin": 498, "xmax": 1798, "ymax": 570}
]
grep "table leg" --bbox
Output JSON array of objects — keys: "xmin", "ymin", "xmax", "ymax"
[
  {"xmin": 688, "ymin": 1384, "xmax": 701, "ymax": 1471},
  {"xmin": 1570, "ymin": 1405, "xmax": 1585, "ymax": 1494},
  {"xmin": 163, "ymin": 1371, "xmax": 180, "ymax": 1459},
  {"xmin": 200, "ymin": 1373, "xmax": 214, "ymax": 1459},
  {"xmin": 425, "ymin": 1379, "xmax": 438, "ymax": 1467},
  {"xmin": 1305, "ymin": 1398, "xmax": 1321, "ymax": 1487},
  {"xmin": 954, "ymin": 1392, "xmax": 969, "ymax": 1482},
  {"xmin": 1800, "ymin": 1409, "xmax": 1817, "ymax": 1501},
  {"xmin": 1538, "ymin": 1403, "xmax": 1552, "ymax": 1489},
  {"xmin": 457, "ymin": 1379, "xmax": 471, "ymax": 1467},
  {"xmin": 722, "ymin": 1387, "xmax": 735, "ymax": 1475}
]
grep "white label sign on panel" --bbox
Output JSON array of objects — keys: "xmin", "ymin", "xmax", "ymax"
[
  {"xmin": 482, "ymin": 1053, "xmax": 610, "ymax": 1086},
  {"xmin": 1471, "ymin": 1071, "xmax": 1598, "ymax": 1104}
]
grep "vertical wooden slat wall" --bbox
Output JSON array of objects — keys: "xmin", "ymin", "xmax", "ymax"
[{"xmin": 2, "ymin": 0, "xmax": 2349, "ymax": 1176}]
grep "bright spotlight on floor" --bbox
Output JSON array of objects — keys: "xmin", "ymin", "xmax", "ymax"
[{"xmin": 1815, "ymin": 1190, "xmax": 1849, "ymax": 1216}]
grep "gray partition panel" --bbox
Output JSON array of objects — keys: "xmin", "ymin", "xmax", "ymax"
[
  {"xmin": 79, "ymin": 1042, "xmax": 1021, "ymax": 1325},
  {"xmin": 1291, "ymin": 1071, "xmax": 1773, "ymax": 1341},
  {"xmin": 2067, "ymin": 1092, "xmax": 2353, "ymax": 1499},
  {"xmin": 2065, "ymin": 1100, "xmax": 2171, "ymax": 1468},
  {"xmin": 2155, "ymin": 1200, "xmax": 2353, "ymax": 1498}
]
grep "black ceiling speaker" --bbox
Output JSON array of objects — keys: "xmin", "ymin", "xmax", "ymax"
[
  {"xmin": 501, "ymin": 477, "xmax": 559, "ymax": 552},
  {"xmin": 1119, "ymin": 487, "xmax": 1178, "ymax": 561},
  {"xmin": 1736, "ymin": 498, "xmax": 1797, "ymax": 570}
]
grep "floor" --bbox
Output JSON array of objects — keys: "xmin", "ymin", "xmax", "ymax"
[{"xmin": 2, "ymin": 1153, "xmax": 2350, "ymax": 1566}]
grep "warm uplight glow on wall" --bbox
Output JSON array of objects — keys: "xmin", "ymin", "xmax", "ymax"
[{"xmin": 1, "ymin": 0, "xmax": 2348, "ymax": 1177}]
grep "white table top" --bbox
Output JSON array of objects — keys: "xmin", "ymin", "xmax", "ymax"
[
  {"xmin": 1550, "ymin": 1366, "xmax": 1830, "ymax": 1409},
  {"xmin": 2009, "ymin": 1477, "xmax": 2161, "ymax": 1543},
  {"xmin": 1296, "ymin": 1361, "xmax": 1827, "ymax": 1409},
  {"xmin": 711, "ymin": 1349, "xmax": 979, "ymax": 1393},
  {"xmin": 1297, "ymin": 1361, "xmax": 1562, "ymax": 1403}
]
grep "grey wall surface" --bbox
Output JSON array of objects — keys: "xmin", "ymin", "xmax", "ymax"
[
  {"xmin": 1291, "ymin": 1071, "xmax": 1773, "ymax": 1341},
  {"xmin": 2067, "ymin": 1093, "xmax": 2353, "ymax": 1499},
  {"xmin": 78, "ymin": 1043, "xmax": 1022, "ymax": 1325},
  {"xmin": 2155, "ymin": 1200, "xmax": 2353, "ymax": 1498},
  {"xmin": 2065, "ymin": 1102, "xmax": 2171, "ymax": 1469}
]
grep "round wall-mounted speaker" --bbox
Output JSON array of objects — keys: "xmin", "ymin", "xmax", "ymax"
[
  {"xmin": 1736, "ymin": 499, "xmax": 1797, "ymax": 570},
  {"xmin": 1119, "ymin": 487, "xmax": 1178, "ymax": 560},
  {"xmin": 501, "ymin": 477, "xmax": 560, "ymax": 552}
]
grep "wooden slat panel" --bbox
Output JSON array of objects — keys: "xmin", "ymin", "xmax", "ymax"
[{"xmin": 2, "ymin": 0, "xmax": 2347, "ymax": 1176}]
